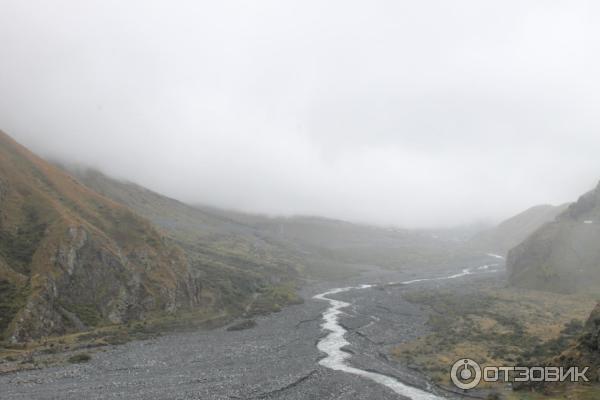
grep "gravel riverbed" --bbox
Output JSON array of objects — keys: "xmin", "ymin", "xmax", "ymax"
[{"xmin": 0, "ymin": 258, "xmax": 502, "ymax": 400}]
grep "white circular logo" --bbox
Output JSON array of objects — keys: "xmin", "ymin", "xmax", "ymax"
[{"xmin": 451, "ymin": 359, "xmax": 482, "ymax": 390}]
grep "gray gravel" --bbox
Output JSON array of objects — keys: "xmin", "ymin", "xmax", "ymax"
[{"xmin": 0, "ymin": 260, "xmax": 502, "ymax": 400}]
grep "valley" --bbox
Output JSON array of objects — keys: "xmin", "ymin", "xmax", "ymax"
[
  {"xmin": 0, "ymin": 132, "xmax": 599, "ymax": 399},
  {"xmin": 4, "ymin": 2, "xmax": 600, "ymax": 398}
]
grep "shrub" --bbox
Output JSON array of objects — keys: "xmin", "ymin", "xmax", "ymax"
[
  {"xmin": 226, "ymin": 319, "xmax": 257, "ymax": 331},
  {"xmin": 68, "ymin": 353, "xmax": 91, "ymax": 364}
]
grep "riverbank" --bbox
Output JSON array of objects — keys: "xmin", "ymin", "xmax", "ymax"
[{"xmin": 391, "ymin": 273, "xmax": 600, "ymax": 399}]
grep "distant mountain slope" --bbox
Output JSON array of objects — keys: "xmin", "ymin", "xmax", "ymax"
[
  {"xmin": 67, "ymin": 168, "xmax": 306, "ymax": 283},
  {"xmin": 470, "ymin": 204, "xmax": 568, "ymax": 255},
  {"xmin": 507, "ymin": 181, "xmax": 600, "ymax": 293},
  {"xmin": 69, "ymin": 168, "xmax": 477, "ymax": 278},
  {"xmin": 218, "ymin": 214, "xmax": 480, "ymax": 272},
  {"xmin": 0, "ymin": 131, "xmax": 209, "ymax": 342},
  {"xmin": 66, "ymin": 168, "xmax": 257, "ymax": 240}
]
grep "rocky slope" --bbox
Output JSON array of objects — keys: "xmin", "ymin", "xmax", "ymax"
[
  {"xmin": 470, "ymin": 203, "xmax": 568, "ymax": 255},
  {"xmin": 507, "ymin": 181, "xmax": 600, "ymax": 293},
  {"xmin": 0, "ymin": 131, "xmax": 219, "ymax": 342}
]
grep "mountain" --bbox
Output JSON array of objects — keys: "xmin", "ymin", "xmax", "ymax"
[
  {"xmin": 0, "ymin": 131, "xmax": 213, "ymax": 342},
  {"xmin": 469, "ymin": 204, "xmax": 568, "ymax": 255},
  {"xmin": 242, "ymin": 216, "xmax": 473, "ymax": 271},
  {"xmin": 507, "ymin": 181, "xmax": 600, "ymax": 293},
  {"xmin": 66, "ymin": 168, "xmax": 478, "ymax": 280},
  {"xmin": 66, "ymin": 167, "xmax": 305, "ymax": 283}
]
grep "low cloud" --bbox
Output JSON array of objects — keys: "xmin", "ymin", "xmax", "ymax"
[{"xmin": 1, "ymin": 0, "xmax": 599, "ymax": 228}]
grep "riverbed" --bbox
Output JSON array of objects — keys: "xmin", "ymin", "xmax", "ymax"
[{"xmin": 0, "ymin": 256, "xmax": 503, "ymax": 399}]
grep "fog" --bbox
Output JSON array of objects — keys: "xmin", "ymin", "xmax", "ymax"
[{"xmin": 1, "ymin": 1, "xmax": 600, "ymax": 228}]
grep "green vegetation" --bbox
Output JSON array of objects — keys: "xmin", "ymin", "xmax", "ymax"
[
  {"xmin": 521, "ymin": 319, "xmax": 584, "ymax": 361},
  {"xmin": 246, "ymin": 283, "xmax": 304, "ymax": 316},
  {"xmin": 0, "ymin": 280, "xmax": 29, "ymax": 338},
  {"xmin": 60, "ymin": 303, "xmax": 103, "ymax": 327},
  {"xmin": 0, "ymin": 203, "xmax": 47, "ymax": 274},
  {"xmin": 67, "ymin": 353, "xmax": 91, "ymax": 363},
  {"xmin": 226, "ymin": 319, "xmax": 257, "ymax": 331},
  {"xmin": 392, "ymin": 282, "xmax": 597, "ymax": 392}
]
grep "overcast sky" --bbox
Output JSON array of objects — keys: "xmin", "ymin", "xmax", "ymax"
[{"xmin": 1, "ymin": 1, "xmax": 600, "ymax": 228}]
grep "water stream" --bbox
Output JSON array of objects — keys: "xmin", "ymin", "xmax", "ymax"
[{"xmin": 313, "ymin": 256, "xmax": 503, "ymax": 399}]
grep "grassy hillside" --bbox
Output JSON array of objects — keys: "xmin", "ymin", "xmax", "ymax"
[
  {"xmin": 0, "ymin": 130, "xmax": 222, "ymax": 342},
  {"xmin": 391, "ymin": 280, "xmax": 599, "ymax": 397},
  {"xmin": 555, "ymin": 302, "xmax": 600, "ymax": 382}
]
